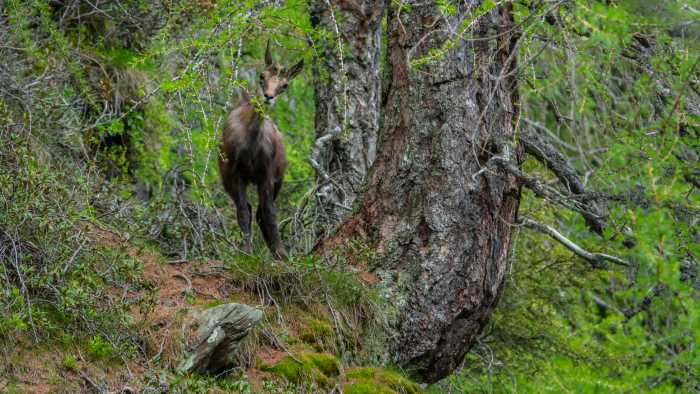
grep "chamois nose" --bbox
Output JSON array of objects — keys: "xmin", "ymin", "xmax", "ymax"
[{"xmin": 264, "ymin": 93, "xmax": 274, "ymax": 102}]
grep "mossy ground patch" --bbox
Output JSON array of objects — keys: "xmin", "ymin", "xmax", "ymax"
[{"xmin": 344, "ymin": 366, "xmax": 425, "ymax": 394}]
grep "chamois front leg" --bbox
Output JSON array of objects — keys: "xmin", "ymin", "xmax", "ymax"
[
  {"xmin": 257, "ymin": 182, "xmax": 287, "ymax": 259},
  {"xmin": 231, "ymin": 179, "xmax": 253, "ymax": 253}
]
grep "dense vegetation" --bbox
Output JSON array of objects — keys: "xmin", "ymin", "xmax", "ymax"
[{"xmin": 1, "ymin": 0, "xmax": 699, "ymax": 392}]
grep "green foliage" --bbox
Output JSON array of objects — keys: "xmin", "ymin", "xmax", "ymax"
[
  {"xmin": 0, "ymin": 132, "xmax": 142, "ymax": 341},
  {"xmin": 2, "ymin": 0, "xmax": 699, "ymax": 391},
  {"xmin": 88, "ymin": 336, "xmax": 112, "ymax": 358},
  {"xmin": 62, "ymin": 355, "xmax": 79, "ymax": 372},
  {"xmin": 427, "ymin": 0, "xmax": 700, "ymax": 392}
]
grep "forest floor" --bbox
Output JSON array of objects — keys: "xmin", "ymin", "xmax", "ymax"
[{"xmin": 0, "ymin": 222, "xmax": 421, "ymax": 394}]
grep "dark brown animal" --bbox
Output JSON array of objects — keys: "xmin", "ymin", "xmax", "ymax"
[{"xmin": 218, "ymin": 41, "xmax": 303, "ymax": 258}]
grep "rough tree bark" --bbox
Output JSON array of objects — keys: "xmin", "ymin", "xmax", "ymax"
[
  {"xmin": 317, "ymin": 0, "xmax": 522, "ymax": 383},
  {"xmin": 308, "ymin": 0, "xmax": 385, "ymax": 224}
]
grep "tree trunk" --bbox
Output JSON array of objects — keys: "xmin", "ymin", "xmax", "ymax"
[
  {"xmin": 308, "ymin": 0, "xmax": 385, "ymax": 225},
  {"xmin": 317, "ymin": 0, "xmax": 522, "ymax": 383}
]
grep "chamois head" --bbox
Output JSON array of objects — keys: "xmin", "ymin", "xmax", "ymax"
[{"xmin": 258, "ymin": 40, "xmax": 304, "ymax": 106}]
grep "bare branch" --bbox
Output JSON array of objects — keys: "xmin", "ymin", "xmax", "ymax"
[
  {"xmin": 518, "ymin": 128, "xmax": 598, "ymax": 201},
  {"xmin": 490, "ymin": 154, "xmax": 608, "ymax": 233}
]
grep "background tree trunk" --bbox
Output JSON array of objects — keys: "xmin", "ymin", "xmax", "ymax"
[
  {"xmin": 317, "ymin": 0, "xmax": 522, "ymax": 383},
  {"xmin": 308, "ymin": 0, "xmax": 385, "ymax": 226}
]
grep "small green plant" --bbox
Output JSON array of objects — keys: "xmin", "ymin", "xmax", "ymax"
[
  {"xmin": 61, "ymin": 332, "xmax": 72, "ymax": 348},
  {"xmin": 220, "ymin": 371, "xmax": 252, "ymax": 393},
  {"xmin": 88, "ymin": 336, "xmax": 111, "ymax": 358},
  {"xmin": 137, "ymin": 284, "xmax": 161, "ymax": 315},
  {"xmin": 0, "ymin": 311, "xmax": 27, "ymax": 335},
  {"xmin": 127, "ymin": 345, "xmax": 138, "ymax": 361},
  {"xmin": 145, "ymin": 369, "xmax": 169, "ymax": 389},
  {"xmin": 62, "ymin": 355, "xmax": 79, "ymax": 372}
]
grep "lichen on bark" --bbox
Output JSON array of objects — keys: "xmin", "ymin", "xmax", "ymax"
[
  {"xmin": 317, "ymin": 0, "xmax": 523, "ymax": 383},
  {"xmin": 308, "ymin": 0, "xmax": 386, "ymax": 225}
]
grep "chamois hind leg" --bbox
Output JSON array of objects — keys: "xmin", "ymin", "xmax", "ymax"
[
  {"xmin": 255, "ymin": 204, "xmax": 272, "ymax": 251},
  {"xmin": 257, "ymin": 181, "xmax": 287, "ymax": 259},
  {"xmin": 257, "ymin": 177, "xmax": 284, "ymax": 247},
  {"xmin": 246, "ymin": 199, "xmax": 254, "ymax": 244},
  {"xmin": 230, "ymin": 179, "xmax": 253, "ymax": 253},
  {"xmin": 256, "ymin": 178, "xmax": 283, "ymax": 248}
]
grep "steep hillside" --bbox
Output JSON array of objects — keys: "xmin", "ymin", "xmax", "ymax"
[{"xmin": 0, "ymin": 146, "xmax": 414, "ymax": 392}]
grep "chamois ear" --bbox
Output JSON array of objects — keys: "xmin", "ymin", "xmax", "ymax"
[
  {"xmin": 264, "ymin": 40, "xmax": 273, "ymax": 67},
  {"xmin": 286, "ymin": 59, "xmax": 304, "ymax": 81}
]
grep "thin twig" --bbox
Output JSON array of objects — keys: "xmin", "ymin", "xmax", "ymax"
[
  {"xmin": 79, "ymin": 370, "xmax": 106, "ymax": 394},
  {"xmin": 193, "ymin": 287, "xmax": 218, "ymax": 300}
]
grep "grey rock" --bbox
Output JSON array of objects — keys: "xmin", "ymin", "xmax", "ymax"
[
  {"xmin": 176, "ymin": 303, "xmax": 261, "ymax": 374},
  {"xmin": 163, "ymin": 300, "xmax": 178, "ymax": 307}
]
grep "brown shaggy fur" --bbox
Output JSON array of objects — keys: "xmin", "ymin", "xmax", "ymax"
[{"xmin": 218, "ymin": 41, "xmax": 303, "ymax": 258}]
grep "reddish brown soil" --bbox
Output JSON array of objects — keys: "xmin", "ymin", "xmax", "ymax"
[
  {"xmin": 4, "ymin": 221, "xmax": 362, "ymax": 392},
  {"xmin": 254, "ymin": 345, "xmax": 288, "ymax": 367}
]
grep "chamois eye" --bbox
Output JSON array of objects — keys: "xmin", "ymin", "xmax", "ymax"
[
  {"xmin": 259, "ymin": 73, "xmax": 264, "ymax": 80},
  {"xmin": 282, "ymin": 83, "xmax": 288, "ymax": 89}
]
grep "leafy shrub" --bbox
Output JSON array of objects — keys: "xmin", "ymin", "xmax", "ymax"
[
  {"xmin": 62, "ymin": 355, "xmax": 79, "ymax": 372},
  {"xmin": 0, "ymin": 126, "xmax": 141, "ymax": 351},
  {"xmin": 88, "ymin": 336, "xmax": 112, "ymax": 358}
]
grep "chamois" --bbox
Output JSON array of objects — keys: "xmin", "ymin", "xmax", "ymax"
[{"xmin": 218, "ymin": 41, "xmax": 303, "ymax": 258}]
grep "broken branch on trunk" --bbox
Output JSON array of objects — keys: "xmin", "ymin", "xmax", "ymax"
[{"xmin": 480, "ymin": 133, "xmax": 608, "ymax": 234}]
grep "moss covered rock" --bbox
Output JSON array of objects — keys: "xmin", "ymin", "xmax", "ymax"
[
  {"xmin": 344, "ymin": 367, "xmax": 425, "ymax": 394},
  {"xmin": 261, "ymin": 353, "xmax": 341, "ymax": 388}
]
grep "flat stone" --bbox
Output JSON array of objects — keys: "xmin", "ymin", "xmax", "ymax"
[{"xmin": 176, "ymin": 303, "xmax": 262, "ymax": 374}]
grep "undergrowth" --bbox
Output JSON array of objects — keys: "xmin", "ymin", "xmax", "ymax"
[
  {"xmin": 0, "ymin": 0, "xmax": 410, "ymax": 391},
  {"xmin": 0, "ymin": 122, "xmax": 399, "ymax": 393},
  {"xmin": 0, "ymin": 128, "xmax": 142, "ymax": 348}
]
